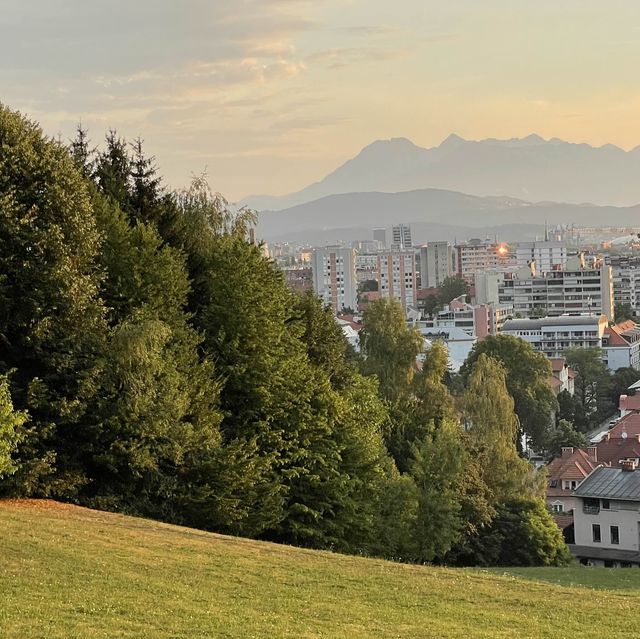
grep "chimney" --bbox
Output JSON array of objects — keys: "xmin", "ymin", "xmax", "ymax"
[
  {"xmin": 561, "ymin": 447, "xmax": 574, "ymax": 458},
  {"xmin": 587, "ymin": 446, "xmax": 598, "ymax": 461},
  {"xmin": 621, "ymin": 459, "xmax": 636, "ymax": 472}
]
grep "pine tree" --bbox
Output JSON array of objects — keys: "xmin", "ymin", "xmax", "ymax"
[
  {"xmin": 130, "ymin": 136, "xmax": 164, "ymax": 226},
  {"xmin": 69, "ymin": 123, "xmax": 95, "ymax": 178},
  {"xmin": 95, "ymin": 129, "xmax": 132, "ymax": 214}
]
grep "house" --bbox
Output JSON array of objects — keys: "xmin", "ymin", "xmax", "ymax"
[
  {"xmin": 602, "ymin": 320, "xmax": 640, "ymax": 371},
  {"xmin": 417, "ymin": 326, "xmax": 477, "ymax": 373},
  {"xmin": 548, "ymin": 357, "xmax": 575, "ymax": 396},
  {"xmin": 546, "ymin": 447, "xmax": 601, "ymax": 517},
  {"xmin": 571, "ymin": 463, "xmax": 640, "ymax": 567},
  {"xmin": 593, "ymin": 435, "xmax": 640, "ymax": 469}
]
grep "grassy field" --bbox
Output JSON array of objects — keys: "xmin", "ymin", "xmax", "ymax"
[{"xmin": 2, "ymin": 500, "xmax": 640, "ymax": 639}]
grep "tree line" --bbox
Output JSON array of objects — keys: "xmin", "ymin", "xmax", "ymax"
[{"xmin": 0, "ymin": 105, "xmax": 568, "ymax": 566}]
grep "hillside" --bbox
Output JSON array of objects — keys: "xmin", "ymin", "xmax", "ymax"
[
  {"xmin": 256, "ymin": 188, "xmax": 640, "ymax": 243},
  {"xmin": 242, "ymin": 135, "xmax": 640, "ymax": 211},
  {"xmin": 2, "ymin": 500, "xmax": 640, "ymax": 638}
]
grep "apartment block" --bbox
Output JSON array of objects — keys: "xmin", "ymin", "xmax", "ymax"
[
  {"xmin": 609, "ymin": 256, "xmax": 640, "ymax": 316},
  {"xmin": 377, "ymin": 251, "xmax": 417, "ymax": 310},
  {"xmin": 515, "ymin": 240, "xmax": 568, "ymax": 273},
  {"xmin": 391, "ymin": 224, "xmax": 413, "ymax": 251},
  {"xmin": 312, "ymin": 246, "xmax": 357, "ymax": 313},
  {"xmin": 419, "ymin": 242, "xmax": 453, "ymax": 288},
  {"xmin": 426, "ymin": 296, "xmax": 512, "ymax": 338},
  {"xmin": 454, "ymin": 239, "xmax": 514, "ymax": 284}
]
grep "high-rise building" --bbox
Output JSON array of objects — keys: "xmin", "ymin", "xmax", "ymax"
[
  {"xmin": 311, "ymin": 246, "xmax": 357, "ymax": 313},
  {"xmin": 515, "ymin": 240, "xmax": 568, "ymax": 273},
  {"xmin": 608, "ymin": 256, "xmax": 640, "ymax": 317},
  {"xmin": 377, "ymin": 250, "xmax": 417, "ymax": 310},
  {"xmin": 391, "ymin": 224, "xmax": 413, "ymax": 251},
  {"xmin": 419, "ymin": 242, "xmax": 453, "ymax": 288},
  {"xmin": 454, "ymin": 239, "xmax": 513, "ymax": 283},
  {"xmin": 373, "ymin": 227, "xmax": 387, "ymax": 248}
]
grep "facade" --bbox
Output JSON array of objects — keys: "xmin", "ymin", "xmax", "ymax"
[
  {"xmin": 282, "ymin": 266, "xmax": 313, "ymax": 294},
  {"xmin": 501, "ymin": 314, "xmax": 608, "ymax": 358},
  {"xmin": 489, "ymin": 256, "xmax": 614, "ymax": 320},
  {"xmin": 311, "ymin": 246, "xmax": 357, "ymax": 313},
  {"xmin": 571, "ymin": 464, "xmax": 640, "ymax": 567},
  {"xmin": 546, "ymin": 446, "xmax": 600, "ymax": 516},
  {"xmin": 377, "ymin": 251, "xmax": 417, "ymax": 310},
  {"xmin": 417, "ymin": 325, "xmax": 477, "ymax": 372},
  {"xmin": 602, "ymin": 320, "xmax": 640, "ymax": 371},
  {"xmin": 609, "ymin": 256, "xmax": 640, "ymax": 316},
  {"xmin": 391, "ymin": 224, "xmax": 413, "ymax": 251},
  {"xmin": 548, "ymin": 357, "xmax": 575, "ymax": 396},
  {"xmin": 454, "ymin": 239, "xmax": 514, "ymax": 284},
  {"xmin": 515, "ymin": 240, "xmax": 567, "ymax": 273},
  {"xmin": 419, "ymin": 242, "xmax": 453, "ymax": 288}
]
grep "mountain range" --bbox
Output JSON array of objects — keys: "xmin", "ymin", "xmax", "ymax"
[
  {"xmin": 256, "ymin": 188, "xmax": 640, "ymax": 245},
  {"xmin": 242, "ymin": 134, "xmax": 640, "ymax": 212}
]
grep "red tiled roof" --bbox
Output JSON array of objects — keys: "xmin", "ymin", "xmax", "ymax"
[
  {"xmin": 553, "ymin": 514, "xmax": 574, "ymax": 530},
  {"xmin": 417, "ymin": 287, "xmax": 439, "ymax": 299},
  {"xmin": 549, "ymin": 357, "xmax": 566, "ymax": 372},
  {"xmin": 546, "ymin": 448, "xmax": 600, "ymax": 483},
  {"xmin": 548, "ymin": 377, "xmax": 563, "ymax": 389},
  {"xmin": 595, "ymin": 437, "xmax": 640, "ymax": 467},
  {"xmin": 604, "ymin": 327, "xmax": 629, "ymax": 346},
  {"xmin": 607, "ymin": 413, "xmax": 640, "ymax": 439},
  {"xmin": 619, "ymin": 394, "xmax": 640, "ymax": 412}
]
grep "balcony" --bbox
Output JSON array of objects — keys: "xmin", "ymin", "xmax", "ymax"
[{"xmin": 583, "ymin": 505, "xmax": 600, "ymax": 514}]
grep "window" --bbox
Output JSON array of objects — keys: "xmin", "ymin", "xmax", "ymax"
[
  {"xmin": 611, "ymin": 526, "xmax": 620, "ymax": 545},
  {"xmin": 552, "ymin": 502, "xmax": 564, "ymax": 513},
  {"xmin": 592, "ymin": 524, "xmax": 601, "ymax": 543},
  {"xmin": 602, "ymin": 499, "xmax": 610, "ymax": 510},
  {"xmin": 549, "ymin": 479, "xmax": 558, "ymax": 488}
]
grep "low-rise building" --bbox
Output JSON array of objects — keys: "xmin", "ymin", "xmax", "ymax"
[
  {"xmin": 425, "ymin": 296, "xmax": 512, "ymax": 338},
  {"xmin": 548, "ymin": 357, "xmax": 575, "ymax": 396},
  {"xmin": 417, "ymin": 325, "xmax": 477, "ymax": 373},
  {"xmin": 602, "ymin": 320, "xmax": 640, "ymax": 371},
  {"xmin": 571, "ymin": 464, "xmax": 640, "ymax": 567},
  {"xmin": 501, "ymin": 314, "xmax": 608, "ymax": 358}
]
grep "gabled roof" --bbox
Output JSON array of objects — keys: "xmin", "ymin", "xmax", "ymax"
[
  {"xmin": 607, "ymin": 413, "xmax": 640, "ymax": 439},
  {"xmin": 573, "ymin": 467, "xmax": 640, "ymax": 501},
  {"xmin": 546, "ymin": 448, "xmax": 600, "ymax": 483},
  {"xmin": 549, "ymin": 357, "xmax": 567, "ymax": 373}
]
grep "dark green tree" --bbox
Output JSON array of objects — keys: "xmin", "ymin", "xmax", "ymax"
[
  {"xmin": 94, "ymin": 129, "xmax": 132, "ymax": 214},
  {"xmin": 437, "ymin": 276, "xmax": 468, "ymax": 306},
  {"xmin": 69, "ymin": 123, "xmax": 95, "ymax": 178},
  {"xmin": 614, "ymin": 303, "xmax": 635, "ymax": 323},
  {"xmin": 544, "ymin": 419, "xmax": 588, "ymax": 458},
  {"xmin": 0, "ymin": 104, "xmax": 107, "ymax": 495},
  {"xmin": 609, "ymin": 367, "xmax": 640, "ymax": 407},
  {"xmin": 130, "ymin": 136, "xmax": 164, "ymax": 226}
]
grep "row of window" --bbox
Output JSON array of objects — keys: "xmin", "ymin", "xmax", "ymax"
[{"xmin": 592, "ymin": 524, "xmax": 619, "ymax": 545}]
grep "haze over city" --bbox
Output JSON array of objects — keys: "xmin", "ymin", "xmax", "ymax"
[{"xmin": 4, "ymin": 0, "xmax": 640, "ymax": 200}]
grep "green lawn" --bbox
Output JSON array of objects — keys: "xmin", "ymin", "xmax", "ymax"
[
  {"xmin": 1, "ymin": 500, "xmax": 640, "ymax": 639},
  {"xmin": 485, "ymin": 566, "xmax": 640, "ymax": 590}
]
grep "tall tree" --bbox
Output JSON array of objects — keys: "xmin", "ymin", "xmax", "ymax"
[
  {"xmin": 462, "ymin": 354, "xmax": 543, "ymax": 502},
  {"xmin": 0, "ymin": 104, "xmax": 107, "ymax": 495},
  {"xmin": 69, "ymin": 123, "xmax": 95, "ymax": 178},
  {"xmin": 94, "ymin": 129, "xmax": 132, "ymax": 214},
  {"xmin": 130, "ymin": 136, "xmax": 164, "ymax": 226},
  {"xmin": 565, "ymin": 347, "xmax": 612, "ymax": 430},
  {"xmin": 460, "ymin": 335, "xmax": 557, "ymax": 450}
]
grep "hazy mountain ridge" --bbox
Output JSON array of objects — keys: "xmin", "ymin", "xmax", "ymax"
[
  {"xmin": 242, "ymin": 134, "xmax": 640, "ymax": 211},
  {"xmin": 256, "ymin": 187, "xmax": 640, "ymax": 244}
]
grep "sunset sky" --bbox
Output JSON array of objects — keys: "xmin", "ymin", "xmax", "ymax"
[{"xmin": 3, "ymin": 0, "xmax": 640, "ymax": 200}]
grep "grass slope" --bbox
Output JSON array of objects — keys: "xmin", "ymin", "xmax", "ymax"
[{"xmin": 2, "ymin": 500, "xmax": 640, "ymax": 638}]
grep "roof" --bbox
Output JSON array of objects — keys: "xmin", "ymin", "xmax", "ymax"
[
  {"xmin": 594, "ymin": 437, "xmax": 640, "ymax": 468},
  {"xmin": 568, "ymin": 544, "xmax": 640, "ymax": 563},
  {"xmin": 549, "ymin": 357, "xmax": 567, "ymax": 372},
  {"xmin": 620, "ymin": 394, "xmax": 640, "ymax": 412},
  {"xmin": 553, "ymin": 514, "xmax": 574, "ymax": 530},
  {"xmin": 502, "ymin": 314, "xmax": 606, "ymax": 331},
  {"xmin": 546, "ymin": 448, "xmax": 600, "ymax": 484},
  {"xmin": 573, "ymin": 467, "xmax": 640, "ymax": 501},
  {"xmin": 607, "ymin": 413, "xmax": 640, "ymax": 439}
]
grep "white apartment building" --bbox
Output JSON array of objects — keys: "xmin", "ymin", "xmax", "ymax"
[
  {"xmin": 571, "ymin": 464, "xmax": 640, "ymax": 567},
  {"xmin": 609, "ymin": 257, "xmax": 640, "ymax": 316},
  {"xmin": 602, "ymin": 321, "xmax": 640, "ymax": 371},
  {"xmin": 391, "ymin": 224, "xmax": 413, "ymax": 251},
  {"xmin": 311, "ymin": 246, "xmax": 357, "ymax": 313},
  {"xmin": 515, "ymin": 240, "xmax": 567, "ymax": 273},
  {"xmin": 419, "ymin": 242, "xmax": 453, "ymax": 288},
  {"xmin": 480, "ymin": 255, "xmax": 615, "ymax": 321},
  {"xmin": 501, "ymin": 314, "xmax": 608, "ymax": 358},
  {"xmin": 426, "ymin": 296, "xmax": 512, "ymax": 338},
  {"xmin": 377, "ymin": 251, "xmax": 417, "ymax": 310}
]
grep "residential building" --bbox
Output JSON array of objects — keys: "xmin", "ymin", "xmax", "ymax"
[
  {"xmin": 546, "ymin": 446, "xmax": 600, "ymax": 516},
  {"xmin": 548, "ymin": 357, "xmax": 575, "ymax": 396},
  {"xmin": 377, "ymin": 251, "xmax": 417, "ymax": 310},
  {"xmin": 571, "ymin": 464, "xmax": 640, "ymax": 566},
  {"xmin": 419, "ymin": 242, "xmax": 453, "ymax": 288},
  {"xmin": 497, "ymin": 255, "xmax": 614, "ymax": 321},
  {"xmin": 311, "ymin": 246, "xmax": 357, "ymax": 313},
  {"xmin": 602, "ymin": 320, "xmax": 640, "ymax": 371},
  {"xmin": 373, "ymin": 227, "xmax": 387, "ymax": 248},
  {"xmin": 619, "ymin": 395, "xmax": 640, "ymax": 419},
  {"xmin": 425, "ymin": 296, "xmax": 512, "ymax": 338},
  {"xmin": 391, "ymin": 224, "xmax": 413, "ymax": 251},
  {"xmin": 515, "ymin": 240, "xmax": 567, "ymax": 273},
  {"xmin": 501, "ymin": 314, "xmax": 608, "ymax": 358},
  {"xmin": 282, "ymin": 266, "xmax": 313, "ymax": 294},
  {"xmin": 608, "ymin": 256, "xmax": 640, "ymax": 317},
  {"xmin": 454, "ymin": 239, "xmax": 514, "ymax": 284}
]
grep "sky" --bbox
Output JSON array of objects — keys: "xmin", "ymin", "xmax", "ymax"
[{"xmin": 2, "ymin": 0, "xmax": 640, "ymax": 200}]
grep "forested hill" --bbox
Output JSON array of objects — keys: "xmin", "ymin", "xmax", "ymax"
[{"xmin": 0, "ymin": 103, "xmax": 567, "ymax": 567}]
